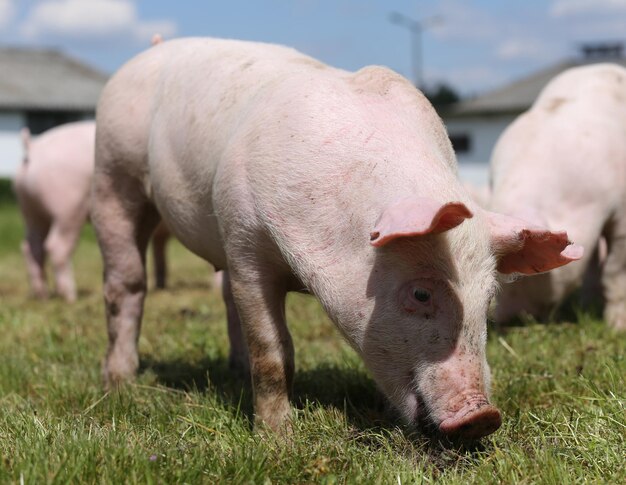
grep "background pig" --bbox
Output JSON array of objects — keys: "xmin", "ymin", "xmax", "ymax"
[
  {"xmin": 92, "ymin": 37, "xmax": 581, "ymax": 438},
  {"xmin": 463, "ymin": 182, "xmax": 490, "ymax": 208},
  {"xmin": 13, "ymin": 121, "xmax": 171, "ymax": 301},
  {"xmin": 14, "ymin": 122, "xmax": 95, "ymax": 301},
  {"xmin": 490, "ymin": 64, "xmax": 626, "ymax": 330}
]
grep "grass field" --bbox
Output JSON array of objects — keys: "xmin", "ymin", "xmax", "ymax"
[{"xmin": 0, "ymin": 199, "xmax": 624, "ymax": 484}]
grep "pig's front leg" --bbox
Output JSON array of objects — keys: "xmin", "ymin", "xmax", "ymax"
[
  {"xmin": 221, "ymin": 270, "xmax": 249, "ymax": 373},
  {"xmin": 151, "ymin": 222, "xmax": 170, "ymax": 289},
  {"xmin": 45, "ymin": 222, "xmax": 83, "ymax": 302},
  {"xmin": 228, "ymin": 265, "xmax": 294, "ymax": 431},
  {"xmin": 603, "ymin": 210, "xmax": 626, "ymax": 330}
]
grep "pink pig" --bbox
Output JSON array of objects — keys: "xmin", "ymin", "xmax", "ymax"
[
  {"xmin": 14, "ymin": 121, "xmax": 95, "ymax": 301},
  {"xmin": 13, "ymin": 121, "xmax": 171, "ymax": 301},
  {"xmin": 490, "ymin": 64, "xmax": 626, "ymax": 330},
  {"xmin": 91, "ymin": 37, "xmax": 582, "ymax": 438}
]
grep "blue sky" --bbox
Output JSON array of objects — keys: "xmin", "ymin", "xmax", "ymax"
[{"xmin": 1, "ymin": 0, "xmax": 625, "ymax": 96}]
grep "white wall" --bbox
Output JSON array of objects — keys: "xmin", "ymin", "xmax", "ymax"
[
  {"xmin": 444, "ymin": 114, "xmax": 517, "ymax": 166},
  {"xmin": 457, "ymin": 162, "xmax": 490, "ymax": 187},
  {"xmin": 0, "ymin": 111, "xmax": 25, "ymax": 178},
  {"xmin": 442, "ymin": 114, "xmax": 519, "ymax": 190}
]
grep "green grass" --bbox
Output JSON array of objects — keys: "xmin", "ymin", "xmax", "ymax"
[
  {"xmin": 0, "ymin": 178, "xmax": 16, "ymax": 205},
  {"xmin": 0, "ymin": 201, "xmax": 624, "ymax": 484}
]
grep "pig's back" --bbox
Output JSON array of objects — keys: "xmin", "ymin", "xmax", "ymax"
[
  {"xmin": 148, "ymin": 37, "xmax": 338, "ymax": 182},
  {"xmin": 19, "ymin": 121, "xmax": 95, "ymax": 220},
  {"xmin": 97, "ymin": 37, "xmax": 464, "ymax": 267},
  {"xmin": 534, "ymin": 63, "xmax": 626, "ymax": 113},
  {"xmin": 97, "ymin": 37, "xmax": 345, "ymax": 262},
  {"xmin": 98, "ymin": 37, "xmax": 334, "ymax": 169},
  {"xmin": 491, "ymin": 63, "xmax": 626, "ymax": 212}
]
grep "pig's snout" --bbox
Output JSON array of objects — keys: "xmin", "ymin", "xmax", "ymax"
[{"xmin": 438, "ymin": 395, "xmax": 501, "ymax": 439}]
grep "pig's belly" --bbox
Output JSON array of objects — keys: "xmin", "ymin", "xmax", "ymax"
[{"xmin": 151, "ymin": 177, "xmax": 228, "ymax": 271}]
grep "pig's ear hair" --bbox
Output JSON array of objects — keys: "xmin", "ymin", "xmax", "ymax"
[
  {"xmin": 370, "ymin": 197, "xmax": 473, "ymax": 247},
  {"xmin": 151, "ymin": 33, "xmax": 163, "ymax": 46},
  {"xmin": 485, "ymin": 210, "xmax": 583, "ymax": 275}
]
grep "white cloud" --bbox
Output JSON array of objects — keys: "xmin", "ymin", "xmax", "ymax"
[
  {"xmin": 496, "ymin": 39, "xmax": 555, "ymax": 62},
  {"xmin": 0, "ymin": 0, "xmax": 14, "ymax": 28},
  {"xmin": 551, "ymin": 0, "xmax": 626, "ymax": 17},
  {"xmin": 428, "ymin": 1, "xmax": 502, "ymax": 42},
  {"xmin": 21, "ymin": 0, "xmax": 176, "ymax": 43}
]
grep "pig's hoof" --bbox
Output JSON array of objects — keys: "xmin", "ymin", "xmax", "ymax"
[
  {"xmin": 62, "ymin": 292, "xmax": 77, "ymax": 303},
  {"xmin": 606, "ymin": 304, "xmax": 626, "ymax": 331},
  {"xmin": 439, "ymin": 404, "xmax": 502, "ymax": 440},
  {"xmin": 102, "ymin": 372, "xmax": 135, "ymax": 391},
  {"xmin": 102, "ymin": 356, "xmax": 138, "ymax": 389},
  {"xmin": 254, "ymin": 396, "xmax": 293, "ymax": 435},
  {"xmin": 254, "ymin": 413, "xmax": 294, "ymax": 439}
]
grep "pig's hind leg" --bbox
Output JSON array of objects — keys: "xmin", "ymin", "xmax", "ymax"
[
  {"xmin": 602, "ymin": 207, "xmax": 626, "ymax": 330},
  {"xmin": 92, "ymin": 171, "xmax": 161, "ymax": 386},
  {"xmin": 44, "ymin": 219, "xmax": 85, "ymax": 302},
  {"xmin": 22, "ymin": 225, "xmax": 49, "ymax": 299}
]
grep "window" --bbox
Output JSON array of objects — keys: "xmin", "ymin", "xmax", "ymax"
[
  {"xmin": 449, "ymin": 134, "xmax": 471, "ymax": 154},
  {"xmin": 26, "ymin": 111, "xmax": 86, "ymax": 135}
]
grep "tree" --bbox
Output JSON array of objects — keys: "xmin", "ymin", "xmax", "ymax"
[{"xmin": 423, "ymin": 83, "xmax": 460, "ymax": 110}]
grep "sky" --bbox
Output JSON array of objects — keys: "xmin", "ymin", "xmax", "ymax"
[{"xmin": 1, "ymin": 0, "xmax": 626, "ymax": 96}]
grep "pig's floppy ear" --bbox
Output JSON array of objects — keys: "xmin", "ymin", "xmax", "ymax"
[
  {"xmin": 370, "ymin": 197, "xmax": 473, "ymax": 247},
  {"xmin": 485, "ymin": 211, "xmax": 583, "ymax": 274}
]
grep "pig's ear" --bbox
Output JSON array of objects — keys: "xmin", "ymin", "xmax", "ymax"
[
  {"xmin": 370, "ymin": 197, "xmax": 473, "ymax": 247},
  {"xmin": 486, "ymin": 211, "xmax": 584, "ymax": 274}
]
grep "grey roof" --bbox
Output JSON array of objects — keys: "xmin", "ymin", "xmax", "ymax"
[
  {"xmin": 0, "ymin": 47, "xmax": 108, "ymax": 111},
  {"xmin": 447, "ymin": 57, "xmax": 626, "ymax": 117}
]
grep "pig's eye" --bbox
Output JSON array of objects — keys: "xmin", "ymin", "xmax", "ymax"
[
  {"xmin": 400, "ymin": 282, "xmax": 435, "ymax": 313},
  {"xmin": 412, "ymin": 288, "xmax": 431, "ymax": 303}
]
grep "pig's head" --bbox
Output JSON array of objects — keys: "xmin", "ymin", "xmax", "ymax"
[{"xmin": 354, "ymin": 197, "xmax": 582, "ymax": 440}]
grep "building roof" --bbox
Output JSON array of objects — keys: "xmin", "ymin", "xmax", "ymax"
[
  {"xmin": 447, "ymin": 56, "xmax": 626, "ymax": 117},
  {"xmin": 0, "ymin": 47, "xmax": 108, "ymax": 111}
]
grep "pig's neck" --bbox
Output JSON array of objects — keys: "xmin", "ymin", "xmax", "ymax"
[{"xmin": 264, "ymin": 208, "xmax": 373, "ymax": 348}]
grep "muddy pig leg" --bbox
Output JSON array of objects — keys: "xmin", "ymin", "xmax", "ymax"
[
  {"xmin": 92, "ymin": 171, "xmax": 161, "ymax": 386},
  {"xmin": 221, "ymin": 270, "xmax": 249, "ymax": 373},
  {"xmin": 151, "ymin": 222, "xmax": 170, "ymax": 289},
  {"xmin": 603, "ymin": 209, "xmax": 626, "ymax": 330},
  {"xmin": 228, "ymin": 261, "xmax": 294, "ymax": 431}
]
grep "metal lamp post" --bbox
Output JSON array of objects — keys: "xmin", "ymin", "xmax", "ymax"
[{"xmin": 389, "ymin": 12, "xmax": 443, "ymax": 89}]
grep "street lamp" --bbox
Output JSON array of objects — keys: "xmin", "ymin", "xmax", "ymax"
[{"xmin": 389, "ymin": 12, "xmax": 443, "ymax": 89}]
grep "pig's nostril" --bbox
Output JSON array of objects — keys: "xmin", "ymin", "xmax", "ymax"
[{"xmin": 439, "ymin": 404, "xmax": 502, "ymax": 440}]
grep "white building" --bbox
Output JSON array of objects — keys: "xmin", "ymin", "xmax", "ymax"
[
  {"xmin": 442, "ymin": 43, "xmax": 626, "ymax": 186},
  {"xmin": 0, "ymin": 47, "xmax": 107, "ymax": 177}
]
